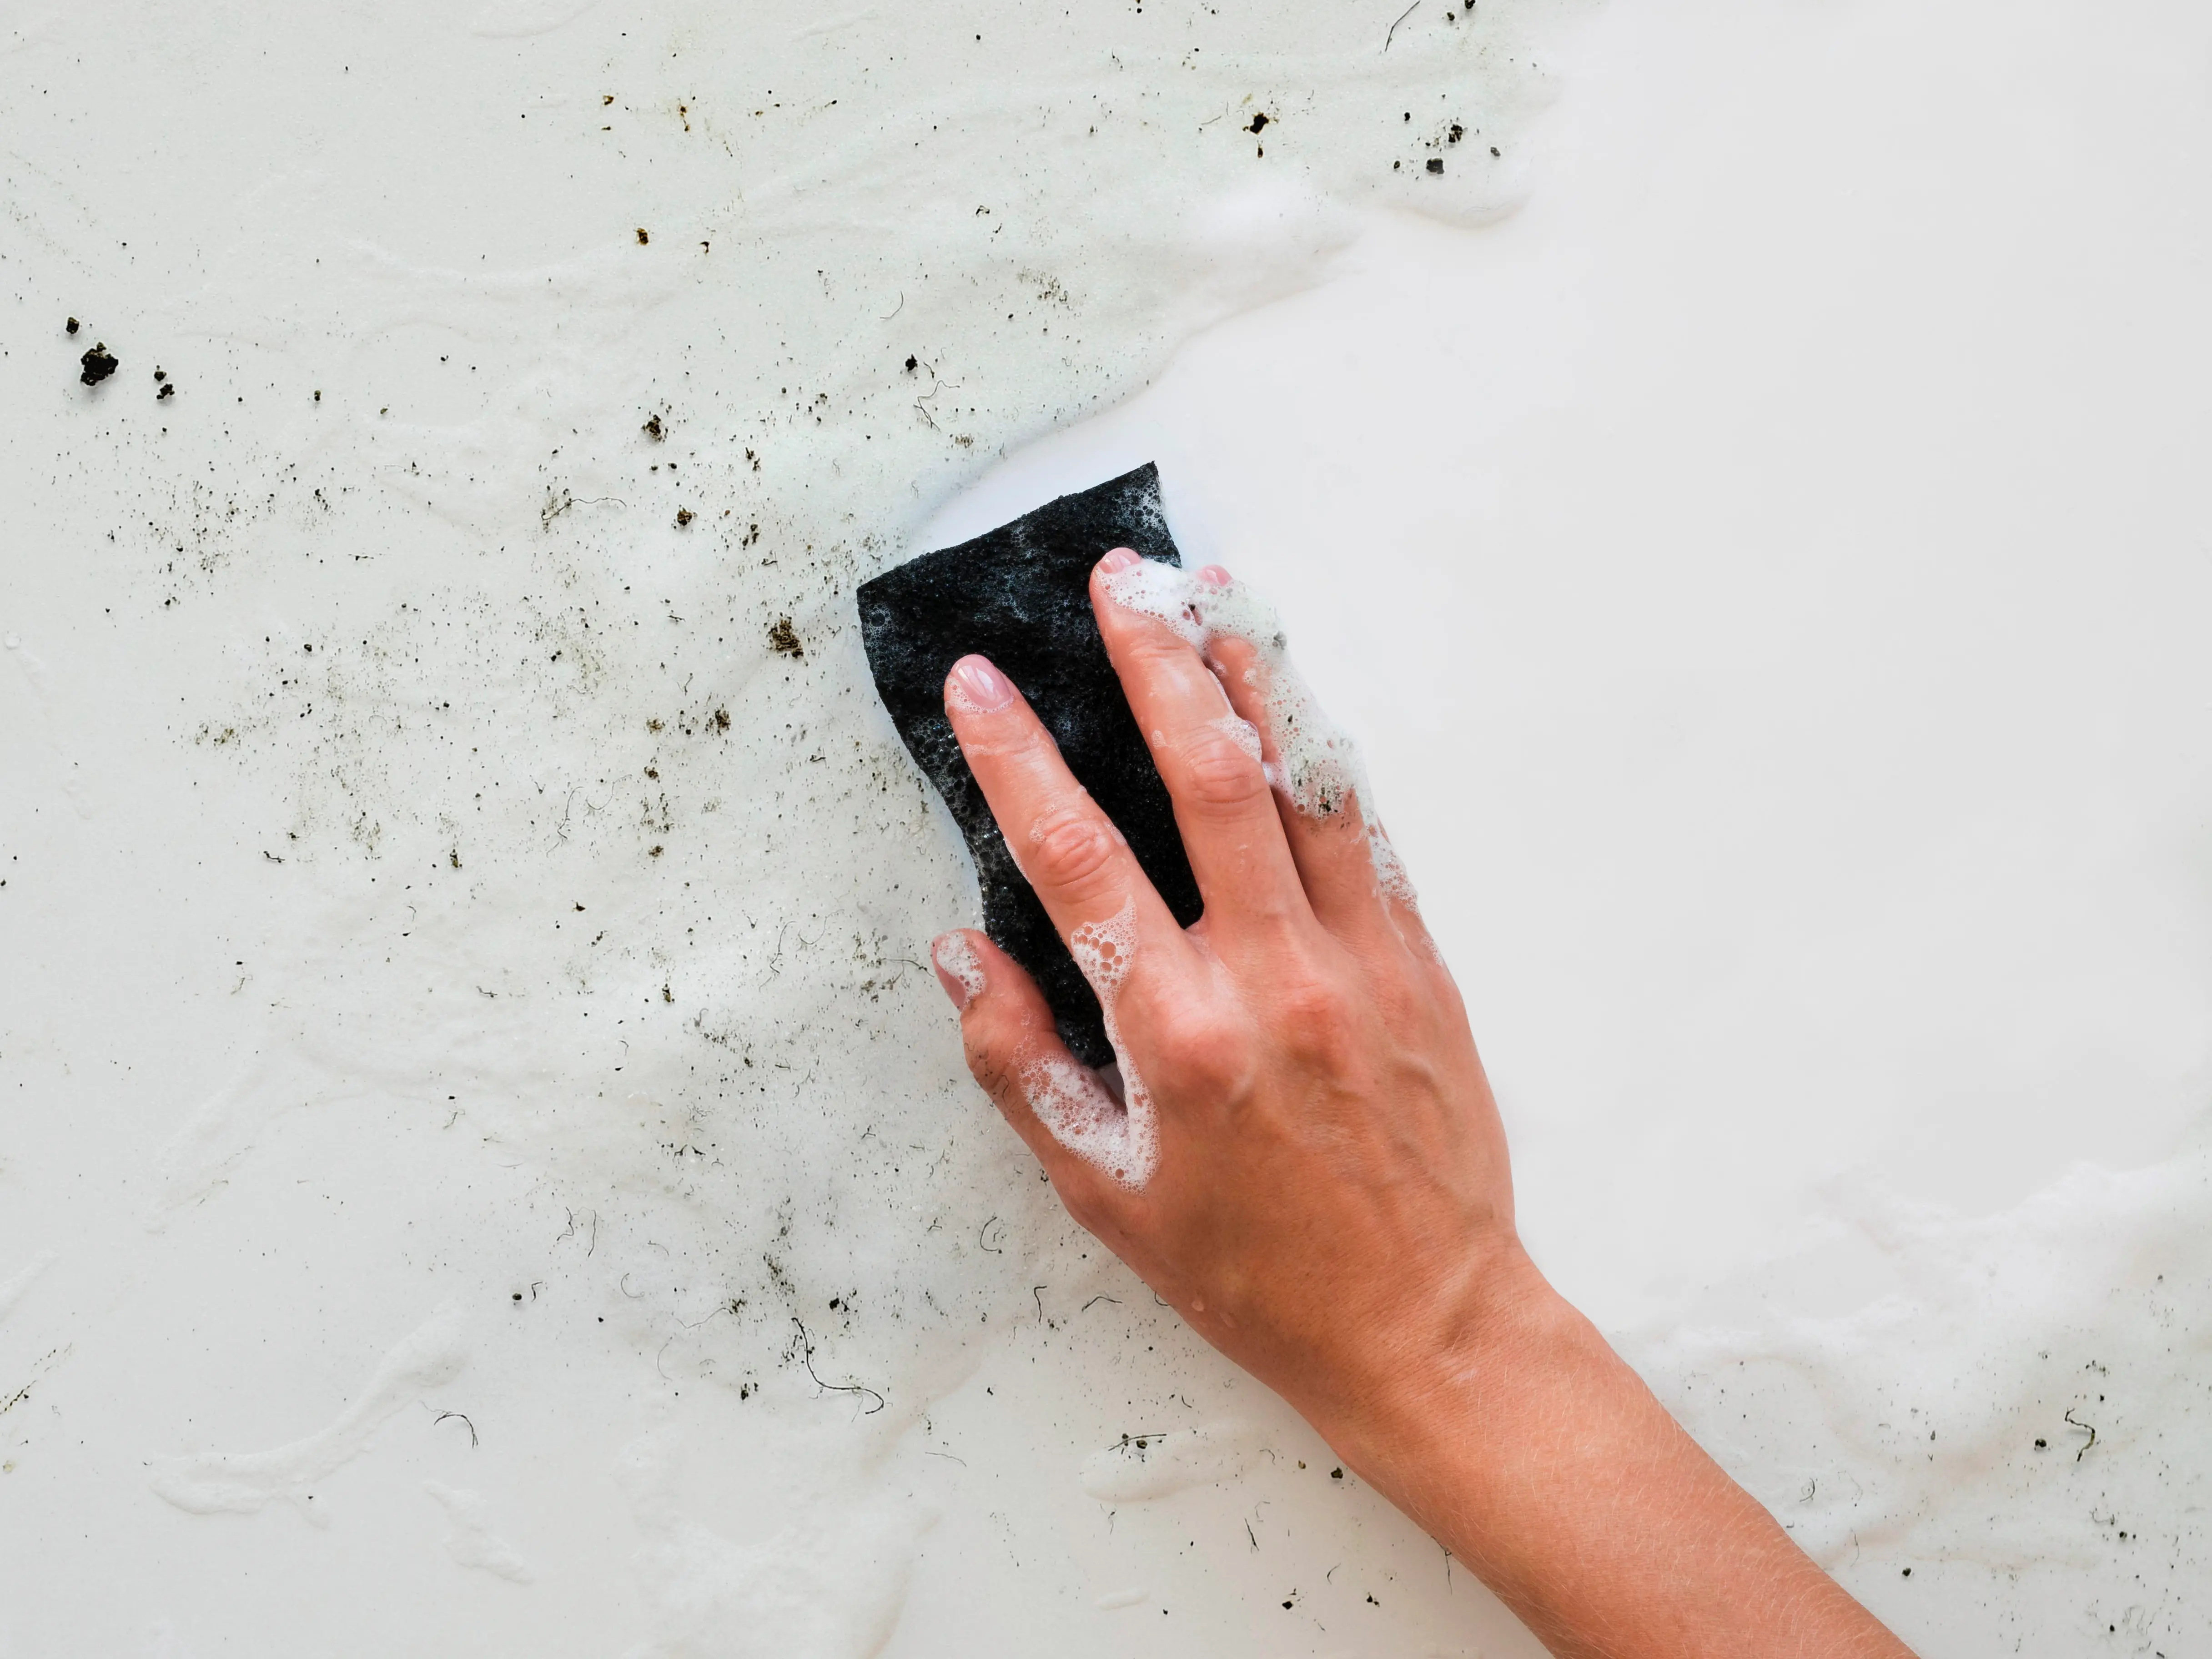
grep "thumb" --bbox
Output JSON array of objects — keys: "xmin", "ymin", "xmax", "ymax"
[{"xmin": 930, "ymin": 929, "xmax": 1141, "ymax": 1210}]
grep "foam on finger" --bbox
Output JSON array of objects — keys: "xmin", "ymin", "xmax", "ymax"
[
  {"xmin": 932, "ymin": 931, "xmax": 988, "ymax": 1003},
  {"xmin": 1099, "ymin": 560, "xmax": 1418, "ymax": 910},
  {"xmin": 1022, "ymin": 898, "xmax": 1159, "ymax": 1188}
]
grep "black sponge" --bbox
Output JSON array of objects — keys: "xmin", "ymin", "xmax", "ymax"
[{"xmin": 858, "ymin": 463, "xmax": 1201, "ymax": 1066}]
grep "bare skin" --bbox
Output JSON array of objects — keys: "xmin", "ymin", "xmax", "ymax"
[{"xmin": 928, "ymin": 547, "xmax": 1917, "ymax": 1659}]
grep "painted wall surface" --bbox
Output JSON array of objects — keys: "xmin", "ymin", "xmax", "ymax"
[{"xmin": 3, "ymin": 0, "xmax": 2208, "ymax": 1654}]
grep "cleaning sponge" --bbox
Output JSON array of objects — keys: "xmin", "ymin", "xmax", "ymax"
[{"xmin": 857, "ymin": 463, "xmax": 1200, "ymax": 1066}]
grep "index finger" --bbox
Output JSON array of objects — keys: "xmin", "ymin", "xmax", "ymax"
[{"xmin": 942, "ymin": 653, "xmax": 1197, "ymax": 978}]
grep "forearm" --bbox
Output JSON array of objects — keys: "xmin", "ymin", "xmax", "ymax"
[{"xmin": 1312, "ymin": 1255, "xmax": 1915, "ymax": 1659}]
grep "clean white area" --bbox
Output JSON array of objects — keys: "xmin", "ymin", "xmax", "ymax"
[{"xmin": 5, "ymin": 1, "xmax": 2209, "ymax": 1656}]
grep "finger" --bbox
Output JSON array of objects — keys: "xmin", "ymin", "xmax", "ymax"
[
  {"xmin": 1206, "ymin": 628, "xmax": 1434, "ymax": 957},
  {"xmin": 1090, "ymin": 550, "xmax": 1311, "ymax": 938},
  {"xmin": 931, "ymin": 929, "xmax": 1156, "ymax": 1198},
  {"xmin": 942, "ymin": 654, "xmax": 1195, "ymax": 972}
]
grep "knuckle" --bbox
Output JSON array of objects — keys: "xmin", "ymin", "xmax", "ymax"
[
  {"xmin": 1026, "ymin": 806, "xmax": 1118, "ymax": 892},
  {"xmin": 1177, "ymin": 733, "xmax": 1268, "ymax": 810},
  {"xmin": 1272, "ymin": 975, "xmax": 1355, "ymax": 1058},
  {"xmin": 1146, "ymin": 1008, "xmax": 1251, "ymax": 1098}
]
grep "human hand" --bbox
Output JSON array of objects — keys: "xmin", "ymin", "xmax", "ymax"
[
  {"xmin": 929, "ymin": 548, "xmax": 1535, "ymax": 1454},
  {"xmin": 928, "ymin": 547, "xmax": 1915, "ymax": 1659}
]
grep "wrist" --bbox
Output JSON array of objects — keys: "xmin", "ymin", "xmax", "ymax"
[{"xmin": 1299, "ymin": 1232, "xmax": 1586, "ymax": 1488}]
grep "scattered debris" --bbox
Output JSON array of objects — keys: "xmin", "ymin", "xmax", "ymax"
[
  {"xmin": 2065, "ymin": 1407, "xmax": 2098, "ymax": 1462},
  {"xmin": 433, "ymin": 1410, "xmax": 478, "ymax": 1448},
  {"xmin": 767, "ymin": 617, "xmax": 803, "ymax": 658}
]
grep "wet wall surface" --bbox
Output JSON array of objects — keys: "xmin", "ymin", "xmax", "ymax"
[{"xmin": 3, "ymin": 0, "xmax": 2210, "ymax": 1653}]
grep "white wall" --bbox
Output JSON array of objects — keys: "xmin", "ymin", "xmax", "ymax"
[{"xmin": 3, "ymin": 0, "xmax": 2207, "ymax": 1653}]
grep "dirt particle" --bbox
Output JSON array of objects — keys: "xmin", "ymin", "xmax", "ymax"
[
  {"xmin": 642, "ymin": 413, "xmax": 664, "ymax": 440},
  {"xmin": 675, "ymin": 507, "xmax": 694, "ymax": 526},
  {"xmin": 79, "ymin": 344, "xmax": 119, "ymax": 386},
  {"xmin": 768, "ymin": 617, "xmax": 804, "ymax": 658},
  {"xmin": 1448, "ymin": 123, "xmax": 1464, "ymax": 144},
  {"xmin": 1246, "ymin": 113, "xmax": 1269, "ymax": 134},
  {"xmin": 904, "ymin": 355, "xmax": 918, "ymax": 372},
  {"xmin": 649, "ymin": 845, "xmax": 664, "ymax": 857},
  {"xmin": 449, "ymin": 850, "xmax": 462, "ymax": 869},
  {"xmin": 1425, "ymin": 157, "xmax": 1443, "ymax": 175},
  {"xmin": 635, "ymin": 227, "xmax": 650, "ymax": 245},
  {"xmin": 65, "ymin": 317, "xmax": 80, "ymax": 335},
  {"xmin": 157, "ymin": 382, "xmax": 176, "ymax": 401},
  {"xmin": 712, "ymin": 707, "xmax": 730, "ymax": 730}
]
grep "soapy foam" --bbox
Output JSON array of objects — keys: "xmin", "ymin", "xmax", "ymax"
[
  {"xmin": 931, "ymin": 932, "xmax": 987, "ymax": 1007},
  {"xmin": 422, "ymin": 1482, "xmax": 537, "ymax": 1584},
  {"xmin": 1208, "ymin": 712, "xmax": 1266, "ymax": 766},
  {"xmin": 149, "ymin": 1301, "xmax": 468, "ymax": 1522},
  {"xmin": 1102, "ymin": 560, "xmax": 1419, "ymax": 909},
  {"xmin": 1025, "ymin": 899, "xmax": 1159, "ymax": 1188}
]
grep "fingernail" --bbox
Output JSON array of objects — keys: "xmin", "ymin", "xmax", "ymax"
[
  {"xmin": 1096, "ymin": 547, "xmax": 1141, "ymax": 573},
  {"xmin": 1199, "ymin": 564, "xmax": 1232, "ymax": 588},
  {"xmin": 932, "ymin": 932, "xmax": 985, "ymax": 1009},
  {"xmin": 948, "ymin": 654, "xmax": 1016, "ymax": 712}
]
